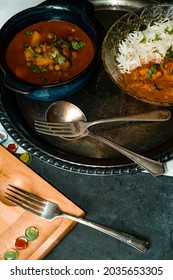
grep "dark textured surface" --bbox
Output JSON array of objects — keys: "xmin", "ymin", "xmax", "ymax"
[{"xmin": 27, "ymin": 156, "xmax": 173, "ymax": 260}]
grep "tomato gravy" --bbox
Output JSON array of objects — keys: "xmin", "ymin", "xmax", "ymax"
[
  {"xmin": 124, "ymin": 60, "xmax": 173, "ymax": 103},
  {"xmin": 6, "ymin": 20, "xmax": 95, "ymax": 86}
]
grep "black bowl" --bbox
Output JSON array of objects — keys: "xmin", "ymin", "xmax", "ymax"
[{"xmin": 0, "ymin": 0, "xmax": 98, "ymax": 101}]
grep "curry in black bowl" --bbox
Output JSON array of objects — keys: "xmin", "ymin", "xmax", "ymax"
[{"xmin": 0, "ymin": 0, "xmax": 98, "ymax": 101}]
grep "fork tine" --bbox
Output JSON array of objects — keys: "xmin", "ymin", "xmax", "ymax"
[
  {"xmin": 35, "ymin": 120, "xmax": 74, "ymax": 131},
  {"xmin": 34, "ymin": 126, "xmax": 75, "ymax": 136},
  {"xmin": 35, "ymin": 125, "xmax": 73, "ymax": 132},
  {"xmin": 5, "ymin": 185, "xmax": 48, "ymax": 215},
  {"xmin": 5, "ymin": 185, "xmax": 52, "ymax": 218},
  {"xmin": 34, "ymin": 120, "xmax": 76, "ymax": 137},
  {"xmin": 8, "ymin": 185, "xmax": 47, "ymax": 203},
  {"xmin": 4, "ymin": 195, "xmax": 43, "ymax": 217},
  {"xmin": 35, "ymin": 127, "xmax": 77, "ymax": 137},
  {"xmin": 34, "ymin": 128, "xmax": 74, "ymax": 137},
  {"xmin": 5, "ymin": 191, "xmax": 43, "ymax": 210},
  {"xmin": 35, "ymin": 120, "xmax": 72, "ymax": 127}
]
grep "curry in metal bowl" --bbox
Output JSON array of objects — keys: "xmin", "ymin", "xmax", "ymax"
[{"xmin": 102, "ymin": 4, "xmax": 173, "ymax": 106}]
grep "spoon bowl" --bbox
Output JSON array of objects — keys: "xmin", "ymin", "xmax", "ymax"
[
  {"xmin": 45, "ymin": 101, "xmax": 165, "ymax": 176},
  {"xmin": 46, "ymin": 101, "xmax": 88, "ymax": 139},
  {"xmin": 46, "ymin": 101, "xmax": 87, "ymax": 123}
]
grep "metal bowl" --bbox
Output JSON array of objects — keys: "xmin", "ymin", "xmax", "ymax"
[
  {"xmin": 102, "ymin": 4, "xmax": 173, "ymax": 106},
  {"xmin": 0, "ymin": 0, "xmax": 98, "ymax": 101}
]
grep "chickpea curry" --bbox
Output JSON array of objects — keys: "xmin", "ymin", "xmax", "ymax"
[
  {"xmin": 6, "ymin": 21, "xmax": 95, "ymax": 86},
  {"xmin": 123, "ymin": 47, "xmax": 173, "ymax": 103}
]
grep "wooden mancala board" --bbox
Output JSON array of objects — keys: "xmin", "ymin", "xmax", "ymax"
[{"xmin": 0, "ymin": 145, "xmax": 85, "ymax": 260}]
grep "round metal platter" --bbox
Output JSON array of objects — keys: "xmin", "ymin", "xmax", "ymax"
[{"xmin": 1, "ymin": 0, "xmax": 173, "ymax": 176}]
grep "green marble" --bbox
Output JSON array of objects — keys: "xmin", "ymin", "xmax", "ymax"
[
  {"xmin": 25, "ymin": 226, "xmax": 39, "ymax": 241},
  {"xmin": 4, "ymin": 249, "xmax": 18, "ymax": 260}
]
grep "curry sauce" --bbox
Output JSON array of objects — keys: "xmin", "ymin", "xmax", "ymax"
[
  {"xmin": 6, "ymin": 21, "xmax": 95, "ymax": 86},
  {"xmin": 124, "ymin": 57, "xmax": 173, "ymax": 103}
]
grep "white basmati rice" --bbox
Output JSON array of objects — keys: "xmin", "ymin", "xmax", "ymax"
[{"xmin": 116, "ymin": 19, "xmax": 173, "ymax": 74}]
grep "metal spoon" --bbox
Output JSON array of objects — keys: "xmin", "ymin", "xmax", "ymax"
[{"xmin": 46, "ymin": 101, "xmax": 166, "ymax": 176}]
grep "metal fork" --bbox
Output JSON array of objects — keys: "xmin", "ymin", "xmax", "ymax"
[
  {"xmin": 5, "ymin": 185, "xmax": 150, "ymax": 253},
  {"xmin": 34, "ymin": 110, "xmax": 171, "ymax": 138}
]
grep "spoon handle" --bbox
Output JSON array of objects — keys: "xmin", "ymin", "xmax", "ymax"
[
  {"xmin": 88, "ymin": 132, "xmax": 165, "ymax": 176},
  {"xmin": 87, "ymin": 109, "xmax": 171, "ymax": 129}
]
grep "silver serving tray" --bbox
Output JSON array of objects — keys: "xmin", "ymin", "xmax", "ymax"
[{"xmin": 1, "ymin": 0, "xmax": 173, "ymax": 175}]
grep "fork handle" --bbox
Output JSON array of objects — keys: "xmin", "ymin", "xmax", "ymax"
[
  {"xmin": 62, "ymin": 213, "xmax": 150, "ymax": 252},
  {"xmin": 88, "ymin": 132, "xmax": 165, "ymax": 177}
]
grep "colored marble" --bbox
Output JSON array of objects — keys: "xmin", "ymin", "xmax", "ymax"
[
  {"xmin": 4, "ymin": 248, "xmax": 18, "ymax": 260},
  {"xmin": 25, "ymin": 226, "xmax": 39, "ymax": 241},
  {"xmin": 7, "ymin": 142, "xmax": 18, "ymax": 153},
  {"xmin": 15, "ymin": 236, "xmax": 28, "ymax": 250},
  {"xmin": 20, "ymin": 152, "xmax": 32, "ymax": 164}
]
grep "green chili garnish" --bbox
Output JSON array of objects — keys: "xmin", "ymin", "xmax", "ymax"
[
  {"xmin": 28, "ymin": 47, "xmax": 42, "ymax": 58},
  {"xmin": 24, "ymin": 42, "xmax": 29, "ymax": 48},
  {"xmin": 153, "ymin": 50, "xmax": 163, "ymax": 59},
  {"xmin": 50, "ymin": 49, "xmax": 59, "ymax": 59},
  {"xmin": 31, "ymin": 65, "xmax": 41, "ymax": 73},
  {"xmin": 147, "ymin": 64, "xmax": 159, "ymax": 79},
  {"xmin": 162, "ymin": 62, "xmax": 167, "ymax": 70},
  {"xmin": 31, "ymin": 66, "xmax": 47, "ymax": 73},
  {"xmin": 25, "ymin": 30, "xmax": 33, "ymax": 36},
  {"xmin": 164, "ymin": 46, "xmax": 173, "ymax": 60},
  {"xmin": 140, "ymin": 33, "xmax": 146, "ymax": 44},
  {"xmin": 153, "ymin": 33, "xmax": 162, "ymax": 41},
  {"xmin": 165, "ymin": 27, "xmax": 173, "ymax": 35},
  {"xmin": 56, "ymin": 53, "xmax": 66, "ymax": 64},
  {"xmin": 71, "ymin": 40, "xmax": 85, "ymax": 50},
  {"xmin": 48, "ymin": 38, "xmax": 58, "ymax": 47}
]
